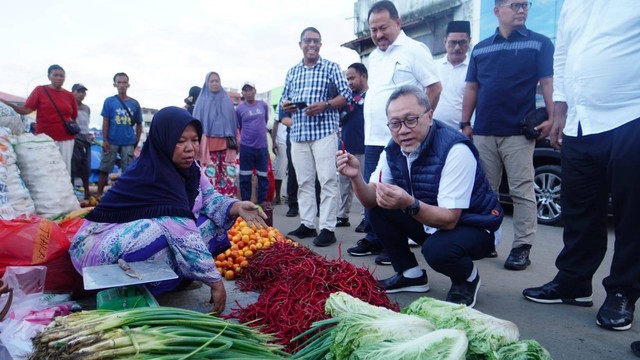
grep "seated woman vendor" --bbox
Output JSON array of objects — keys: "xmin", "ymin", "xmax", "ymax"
[{"xmin": 69, "ymin": 106, "xmax": 266, "ymax": 314}]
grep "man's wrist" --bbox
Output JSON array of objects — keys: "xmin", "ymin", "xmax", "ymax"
[
  {"xmin": 459, "ymin": 121, "xmax": 472, "ymax": 130},
  {"xmin": 325, "ymin": 101, "xmax": 331, "ymax": 110},
  {"xmin": 403, "ymin": 196, "xmax": 421, "ymax": 215}
]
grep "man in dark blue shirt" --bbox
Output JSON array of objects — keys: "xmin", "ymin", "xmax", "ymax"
[
  {"xmin": 337, "ymin": 63, "xmax": 368, "ymax": 228},
  {"xmin": 460, "ymin": 0, "xmax": 554, "ymax": 271}
]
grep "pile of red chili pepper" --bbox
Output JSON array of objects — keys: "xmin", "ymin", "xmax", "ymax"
[{"xmin": 226, "ymin": 241, "xmax": 399, "ymax": 353}]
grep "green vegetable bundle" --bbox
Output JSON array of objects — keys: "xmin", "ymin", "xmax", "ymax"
[
  {"xmin": 402, "ymin": 297, "xmax": 520, "ymax": 358},
  {"xmin": 292, "ymin": 292, "xmax": 468, "ymax": 360},
  {"xmin": 495, "ymin": 340, "xmax": 552, "ymax": 360},
  {"xmin": 293, "ymin": 293, "xmax": 553, "ymax": 360},
  {"xmin": 30, "ymin": 307, "xmax": 288, "ymax": 359}
]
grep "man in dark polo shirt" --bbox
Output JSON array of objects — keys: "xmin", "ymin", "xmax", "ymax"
[{"xmin": 460, "ymin": 0, "xmax": 554, "ymax": 271}]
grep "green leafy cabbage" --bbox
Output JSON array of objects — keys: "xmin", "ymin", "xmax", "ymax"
[
  {"xmin": 350, "ymin": 329, "xmax": 468, "ymax": 360},
  {"xmin": 495, "ymin": 339, "xmax": 553, "ymax": 360},
  {"xmin": 325, "ymin": 292, "xmax": 436, "ymax": 359},
  {"xmin": 403, "ymin": 297, "xmax": 520, "ymax": 357}
]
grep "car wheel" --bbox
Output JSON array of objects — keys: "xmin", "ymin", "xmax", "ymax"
[{"xmin": 534, "ymin": 164, "xmax": 562, "ymax": 226}]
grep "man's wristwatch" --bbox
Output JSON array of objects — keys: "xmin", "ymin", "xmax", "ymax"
[
  {"xmin": 459, "ymin": 121, "xmax": 472, "ymax": 130},
  {"xmin": 403, "ymin": 197, "xmax": 420, "ymax": 216},
  {"xmin": 324, "ymin": 101, "xmax": 331, "ymax": 110}
]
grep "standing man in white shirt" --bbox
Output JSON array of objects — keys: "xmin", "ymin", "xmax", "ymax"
[
  {"xmin": 347, "ymin": 0, "xmax": 442, "ymax": 265},
  {"xmin": 523, "ymin": 0, "xmax": 640, "ymax": 332},
  {"xmin": 433, "ymin": 21, "xmax": 471, "ymax": 130}
]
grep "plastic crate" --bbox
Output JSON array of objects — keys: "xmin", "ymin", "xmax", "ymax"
[{"xmin": 96, "ymin": 285, "xmax": 158, "ymax": 310}]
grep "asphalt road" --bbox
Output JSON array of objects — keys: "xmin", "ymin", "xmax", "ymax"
[{"xmin": 157, "ymin": 201, "xmax": 639, "ymax": 359}]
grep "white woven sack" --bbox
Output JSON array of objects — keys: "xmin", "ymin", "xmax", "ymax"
[
  {"xmin": 0, "ymin": 130, "xmax": 35, "ymax": 218},
  {"xmin": 15, "ymin": 133, "xmax": 79, "ymax": 218},
  {"xmin": 0, "ymin": 103, "xmax": 24, "ymax": 135},
  {"xmin": 1, "ymin": 128, "xmax": 37, "ymax": 219},
  {"xmin": 0, "ymin": 127, "xmax": 13, "ymax": 219},
  {"xmin": 0, "ymin": 161, "xmax": 14, "ymax": 220}
]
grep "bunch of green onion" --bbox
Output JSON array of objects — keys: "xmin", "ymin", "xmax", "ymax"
[{"xmin": 30, "ymin": 307, "xmax": 289, "ymax": 359}]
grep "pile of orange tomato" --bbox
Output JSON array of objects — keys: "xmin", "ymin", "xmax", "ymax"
[{"xmin": 216, "ymin": 217, "xmax": 296, "ymax": 280}]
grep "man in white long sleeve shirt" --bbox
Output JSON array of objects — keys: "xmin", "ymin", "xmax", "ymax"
[{"xmin": 523, "ymin": 0, "xmax": 640, "ymax": 332}]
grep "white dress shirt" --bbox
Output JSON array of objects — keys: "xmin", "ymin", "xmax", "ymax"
[
  {"xmin": 364, "ymin": 31, "xmax": 440, "ymax": 146},
  {"xmin": 432, "ymin": 56, "xmax": 469, "ymax": 130},
  {"xmin": 554, "ymin": 0, "xmax": 640, "ymax": 136}
]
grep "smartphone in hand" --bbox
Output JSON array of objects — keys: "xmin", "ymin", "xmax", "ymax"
[{"xmin": 293, "ymin": 102, "xmax": 308, "ymax": 109}]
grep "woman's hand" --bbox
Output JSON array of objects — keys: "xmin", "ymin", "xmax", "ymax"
[
  {"xmin": 231, "ymin": 201, "xmax": 268, "ymax": 228},
  {"xmin": 208, "ymin": 280, "xmax": 227, "ymax": 314},
  {"xmin": 0, "ymin": 99, "xmax": 33, "ymax": 115}
]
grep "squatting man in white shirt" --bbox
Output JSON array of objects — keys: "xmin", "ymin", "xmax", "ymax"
[{"xmin": 337, "ymin": 85, "xmax": 503, "ymax": 308}]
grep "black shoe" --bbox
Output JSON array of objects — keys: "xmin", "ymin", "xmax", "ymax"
[
  {"xmin": 486, "ymin": 244, "xmax": 498, "ymax": 258},
  {"xmin": 286, "ymin": 207, "xmax": 299, "ymax": 217},
  {"xmin": 355, "ymin": 218, "xmax": 366, "ymax": 233},
  {"xmin": 504, "ymin": 245, "xmax": 531, "ymax": 270},
  {"xmin": 378, "ymin": 270, "xmax": 430, "ymax": 294},
  {"xmin": 374, "ymin": 251, "xmax": 391, "ymax": 265},
  {"xmin": 347, "ymin": 239, "xmax": 382, "ymax": 256},
  {"xmin": 523, "ymin": 281, "xmax": 593, "ymax": 306},
  {"xmin": 596, "ymin": 292, "xmax": 635, "ymax": 331},
  {"xmin": 631, "ymin": 341, "xmax": 640, "ymax": 358},
  {"xmin": 336, "ymin": 217, "xmax": 351, "ymax": 227},
  {"xmin": 287, "ymin": 224, "xmax": 317, "ymax": 238},
  {"xmin": 446, "ymin": 274, "xmax": 481, "ymax": 308},
  {"xmin": 313, "ymin": 229, "xmax": 337, "ymax": 247}
]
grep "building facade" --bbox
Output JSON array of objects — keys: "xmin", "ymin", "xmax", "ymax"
[{"xmin": 342, "ymin": 0, "xmax": 564, "ymax": 63}]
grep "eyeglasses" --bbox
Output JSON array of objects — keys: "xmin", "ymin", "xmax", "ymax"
[
  {"xmin": 387, "ymin": 110, "xmax": 430, "ymax": 131},
  {"xmin": 500, "ymin": 2, "xmax": 532, "ymax": 11},
  {"xmin": 301, "ymin": 38, "xmax": 321, "ymax": 44},
  {"xmin": 447, "ymin": 40, "xmax": 469, "ymax": 47}
]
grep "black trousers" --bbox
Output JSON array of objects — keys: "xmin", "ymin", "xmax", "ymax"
[
  {"xmin": 363, "ymin": 145, "xmax": 385, "ymax": 244},
  {"xmin": 285, "ymin": 129, "xmax": 298, "ymax": 209},
  {"xmin": 369, "ymin": 206, "xmax": 494, "ymax": 283},
  {"xmin": 554, "ymin": 117, "xmax": 640, "ymax": 300}
]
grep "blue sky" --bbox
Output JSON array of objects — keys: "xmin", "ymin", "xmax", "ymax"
[{"xmin": 2, "ymin": 0, "xmax": 360, "ymax": 127}]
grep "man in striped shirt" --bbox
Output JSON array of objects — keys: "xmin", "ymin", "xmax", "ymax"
[{"xmin": 280, "ymin": 26, "xmax": 351, "ymax": 247}]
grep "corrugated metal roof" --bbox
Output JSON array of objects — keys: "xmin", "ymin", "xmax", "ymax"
[{"xmin": 0, "ymin": 91, "xmax": 26, "ymax": 103}]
